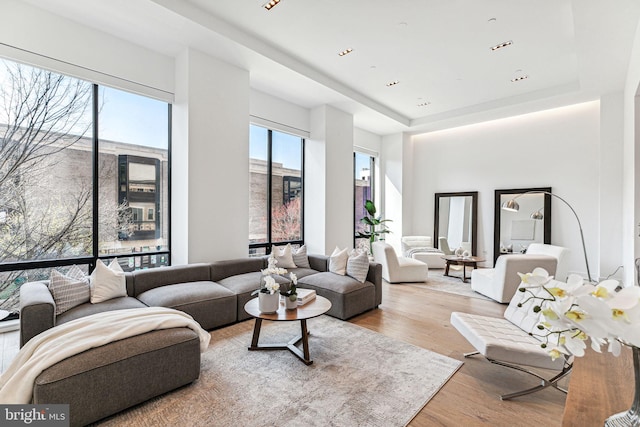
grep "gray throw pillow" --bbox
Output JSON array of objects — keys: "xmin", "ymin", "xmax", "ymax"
[{"xmin": 48, "ymin": 265, "xmax": 90, "ymax": 315}]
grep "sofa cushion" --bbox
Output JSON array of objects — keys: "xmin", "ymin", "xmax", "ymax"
[
  {"xmin": 217, "ymin": 272, "xmax": 269, "ymax": 322},
  {"xmin": 136, "ymin": 281, "xmax": 236, "ymax": 330},
  {"xmin": 132, "ymin": 264, "xmax": 211, "ymax": 296},
  {"xmin": 287, "ymin": 267, "xmax": 319, "ymax": 280},
  {"xmin": 57, "ymin": 297, "xmax": 146, "ymax": 325},
  {"xmin": 33, "ymin": 328, "xmax": 201, "ymax": 426},
  {"xmin": 297, "ymin": 272, "xmax": 376, "ymax": 320}
]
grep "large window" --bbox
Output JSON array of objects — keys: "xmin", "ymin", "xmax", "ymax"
[
  {"xmin": 0, "ymin": 59, "xmax": 171, "ymax": 311},
  {"xmin": 354, "ymin": 152, "xmax": 375, "ymax": 253},
  {"xmin": 249, "ymin": 125, "xmax": 304, "ymax": 255}
]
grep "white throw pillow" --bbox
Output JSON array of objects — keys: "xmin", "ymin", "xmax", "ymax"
[
  {"xmin": 48, "ymin": 265, "xmax": 90, "ymax": 315},
  {"xmin": 90, "ymin": 259, "xmax": 127, "ymax": 303},
  {"xmin": 292, "ymin": 244, "xmax": 311, "ymax": 269},
  {"xmin": 329, "ymin": 246, "xmax": 349, "ymax": 276},
  {"xmin": 347, "ymin": 249, "xmax": 369, "ymax": 283},
  {"xmin": 271, "ymin": 243, "xmax": 297, "ymax": 269}
]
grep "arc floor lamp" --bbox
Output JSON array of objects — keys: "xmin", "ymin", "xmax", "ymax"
[{"xmin": 501, "ymin": 190, "xmax": 592, "ymax": 283}]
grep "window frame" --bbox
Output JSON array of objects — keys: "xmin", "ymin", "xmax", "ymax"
[
  {"xmin": 0, "ymin": 67, "xmax": 172, "ymax": 276},
  {"xmin": 248, "ymin": 126, "xmax": 305, "ymax": 255},
  {"xmin": 353, "ymin": 151, "xmax": 376, "ymax": 248}
]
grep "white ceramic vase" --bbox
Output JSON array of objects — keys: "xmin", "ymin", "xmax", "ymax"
[
  {"xmin": 258, "ymin": 291, "xmax": 279, "ymax": 313},
  {"xmin": 284, "ymin": 295, "xmax": 297, "ymax": 310}
]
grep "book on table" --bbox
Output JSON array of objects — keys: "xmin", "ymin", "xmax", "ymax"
[{"xmin": 296, "ymin": 288, "xmax": 316, "ymax": 306}]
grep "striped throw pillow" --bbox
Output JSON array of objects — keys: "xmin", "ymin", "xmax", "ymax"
[
  {"xmin": 347, "ymin": 249, "xmax": 369, "ymax": 283},
  {"xmin": 292, "ymin": 245, "xmax": 310, "ymax": 268},
  {"xmin": 48, "ymin": 265, "xmax": 90, "ymax": 315}
]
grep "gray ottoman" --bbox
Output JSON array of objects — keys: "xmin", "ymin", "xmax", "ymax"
[{"xmin": 32, "ymin": 327, "xmax": 201, "ymax": 427}]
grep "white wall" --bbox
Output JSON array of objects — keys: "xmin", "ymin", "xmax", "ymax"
[
  {"xmin": 0, "ymin": 0, "xmax": 174, "ymax": 100},
  {"xmin": 624, "ymin": 17, "xmax": 640, "ymax": 286},
  {"xmin": 250, "ymin": 89, "xmax": 310, "ymax": 136},
  {"xmin": 173, "ymin": 49, "xmax": 250, "ymax": 263},
  {"xmin": 410, "ymin": 101, "xmax": 601, "ymax": 278}
]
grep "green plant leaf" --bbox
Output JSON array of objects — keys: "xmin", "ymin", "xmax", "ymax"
[{"xmin": 364, "ymin": 200, "xmax": 376, "ymax": 216}]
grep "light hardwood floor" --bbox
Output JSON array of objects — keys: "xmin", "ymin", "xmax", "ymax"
[
  {"xmin": 350, "ymin": 278, "xmax": 567, "ymax": 426},
  {"xmin": 0, "ymin": 276, "xmax": 566, "ymax": 426}
]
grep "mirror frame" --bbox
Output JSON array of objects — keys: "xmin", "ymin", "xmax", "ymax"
[
  {"xmin": 493, "ymin": 187, "xmax": 552, "ymax": 264},
  {"xmin": 434, "ymin": 191, "xmax": 478, "ymax": 256}
]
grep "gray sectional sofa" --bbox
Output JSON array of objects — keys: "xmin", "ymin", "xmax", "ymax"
[
  {"xmin": 20, "ymin": 254, "xmax": 382, "ymax": 346},
  {"xmin": 17, "ymin": 253, "xmax": 381, "ymax": 426}
]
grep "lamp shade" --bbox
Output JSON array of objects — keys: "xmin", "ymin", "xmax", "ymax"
[
  {"xmin": 531, "ymin": 209, "xmax": 544, "ymax": 220},
  {"xmin": 501, "ymin": 199, "xmax": 520, "ymax": 212}
]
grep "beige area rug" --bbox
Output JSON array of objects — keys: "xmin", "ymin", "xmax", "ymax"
[
  {"xmin": 420, "ymin": 270, "xmax": 493, "ymax": 301},
  {"xmin": 95, "ymin": 316, "xmax": 462, "ymax": 427}
]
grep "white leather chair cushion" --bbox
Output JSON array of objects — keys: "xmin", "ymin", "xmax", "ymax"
[
  {"xmin": 451, "ymin": 283, "xmax": 567, "ymax": 371},
  {"xmin": 450, "ymin": 312, "xmax": 564, "ymax": 371}
]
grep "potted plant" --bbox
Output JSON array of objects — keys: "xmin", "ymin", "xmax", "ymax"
[
  {"xmin": 280, "ymin": 272, "xmax": 298, "ymax": 310},
  {"xmin": 357, "ymin": 199, "xmax": 392, "ymax": 254}
]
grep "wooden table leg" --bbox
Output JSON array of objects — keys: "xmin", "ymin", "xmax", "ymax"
[
  {"xmin": 249, "ymin": 318, "xmax": 262, "ymax": 349},
  {"xmin": 444, "ymin": 261, "xmax": 451, "ymax": 277},
  {"xmin": 300, "ymin": 319, "xmax": 310, "ymax": 362}
]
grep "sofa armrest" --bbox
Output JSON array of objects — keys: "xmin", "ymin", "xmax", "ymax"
[
  {"xmin": 210, "ymin": 258, "xmax": 266, "ymax": 282},
  {"xmin": 308, "ymin": 254, "xmax": 328, "ymax": 272},
  {"xmin": 19, "ymin": 281, "xmax": 55, "ymax": 347},
  {"xmin": 367, "ymin": 262, "xmax": 383, "ymax": 307}
]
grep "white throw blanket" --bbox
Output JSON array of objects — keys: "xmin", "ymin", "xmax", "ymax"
[{"xmin": 0, "ymin": 307, "xmax": 211, "ymax": 404}]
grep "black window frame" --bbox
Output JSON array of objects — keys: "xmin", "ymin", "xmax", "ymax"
[
  {"xmin": 0, "ymin": 75, "xmax": 172, "ymax": 276},
  {"xmin": 353, "ymin": 152, "xmax": 376, "ymax": 246},
  {"xmin": 249, "ymin": 127, "xmax": 305, "ymax": 255}
]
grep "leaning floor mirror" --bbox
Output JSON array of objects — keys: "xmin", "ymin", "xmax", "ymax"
[
  {"xmin": 434, "ymin": 192, "xmax": 478, "ymax": 256},
  {"xmin": 494, "ymin": 187, "xmax": 551, "ymax": 264}
]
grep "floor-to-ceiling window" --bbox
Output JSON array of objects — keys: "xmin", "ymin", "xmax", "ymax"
[
  {"xmin": 0, "ymin": 58, "xmax": 171, "ymax": 311},
  {"xmin": 354, "ymin": 152, "xmax": 375, "ymax": 253},
  {"xmin": 249, "ymin": 124, "xmax": 304, "ymax": 255}
]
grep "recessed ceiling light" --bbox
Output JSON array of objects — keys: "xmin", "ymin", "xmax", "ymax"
[
  {"xmin": 386, "ymin": 80, "xmax": 399, "ymax": 87},
  {"xmin": 338, "ymin": 48, "xmax": 353, "ymax": 57},
  {"xmin": 263, "ymin": 0, "xmax": 281, "ymax": 11},
  {"xmin": 490, "ymin": 40, "xmax": 513, "ymax": 51},
  {"xmin": 417, "ymin": 102, "xmax": 431, "ymax": 107}
]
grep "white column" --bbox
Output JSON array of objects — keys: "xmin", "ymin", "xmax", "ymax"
[
  {"xmin": 599, "ymin": 92, "xmax": 624, "ymax": 281},
  {"xmin": 306, "ymin": 105, "xmax": 354, "ymax": 255},
  {"xmin": 172, "ymin": 48, "xmax": 250, "ymax": 263}
]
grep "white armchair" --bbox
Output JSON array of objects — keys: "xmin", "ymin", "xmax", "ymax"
[
  {"xmin": 525, "ymin": 243, "xmax": 570, "ymax": 281},
  {"xmin": 372, "ymin": 241, "xmax": 429, "ymax": 283},
  {"xmin": 400, "ymin": 236, "xmax": 446, "ymax": 269},
  {"xmin": 470, "ymin": 254, "xmax": 558, "ymax": 303}
]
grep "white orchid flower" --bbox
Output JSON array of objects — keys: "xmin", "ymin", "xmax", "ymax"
[{"xmin": 289, "ymin": 272, "xmax": 297, "ymax": 285}]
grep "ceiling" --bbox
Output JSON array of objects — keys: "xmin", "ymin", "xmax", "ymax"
[{"xmin": 22, "ymin": 0, "xmax": 640, "ymax": 135}]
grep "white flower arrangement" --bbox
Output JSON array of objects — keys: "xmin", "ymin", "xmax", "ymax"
[
  {"xmin": 517, "ymin": 269, "xmax": 640, "ymax": 360},
  {"xmin": 252, "ymin": 255, "xmax": 297, "ymax": 297}
]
